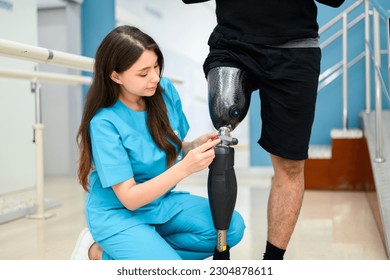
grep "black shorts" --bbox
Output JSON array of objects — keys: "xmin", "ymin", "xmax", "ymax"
[{"xmin": 204, "ymin": 33, "xmax": 321, "ymax": 160}]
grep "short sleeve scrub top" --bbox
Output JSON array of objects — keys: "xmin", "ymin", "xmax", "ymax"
[{"xmin": 86, "ymin": 77, "xmax": 190, "ymax": 242}]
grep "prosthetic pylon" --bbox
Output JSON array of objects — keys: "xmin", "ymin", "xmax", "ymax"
[{"xmin": 208, "ymin": 126, "xmax": 238, "ymax": 259}]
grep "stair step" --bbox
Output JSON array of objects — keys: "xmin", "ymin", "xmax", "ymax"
[
  {"xmin": 308, "ymin": 145, "xmax": 332, "ymax": 159},
  {"xmin": 305, "ymin": 130, "xmax": 374, "ymax": 191},
  {"xmin": 330, "ymin": 128, "xmax": 363, "ymax": 139},
  {"xmin": 308, "ymin": 129, "xmax": 364, "ymax": 159}
]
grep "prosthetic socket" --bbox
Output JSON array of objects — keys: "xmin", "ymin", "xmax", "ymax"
[{"xmin": 207, "ymin": 67, "xmax": 252, "ymax": 253}]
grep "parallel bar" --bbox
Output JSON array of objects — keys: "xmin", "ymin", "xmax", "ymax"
[
  {"xmin": 0, "ymin": 68, "xmax": 92, "ymax": 85},
  {"xmin": 0, "ymin": 39, "xmax": 184, "ymax": 84},
  {"xmin": 0, "ymin": 38, "xmax": 94, "ymax": 72}
]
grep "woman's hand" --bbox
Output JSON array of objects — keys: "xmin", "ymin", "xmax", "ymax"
[
  {"xmin": 113, "ymin": 133, "xmax": 220, "ymax": 211},
  {"xmin": 192, "ymin": 132, "xmax": 219, "ymax": 149},
  {"xmin": 179, "ymin": 137, "xmax": 220, "ymax": 176},
  {"xmin": 182, "ymin": 132, "xmax": 219, "ymax": 155}
]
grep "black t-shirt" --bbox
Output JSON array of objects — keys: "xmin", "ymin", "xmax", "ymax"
[{"xmin": 183, "ymin": 0, "xmax": 345, "ymax": 45}]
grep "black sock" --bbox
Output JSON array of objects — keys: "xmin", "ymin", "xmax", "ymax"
[
  {"xmin": 262, "ymin": 241, "xmax": 285, "ymax": 260},
  {"xmin": 213, "ymin": 246, "xmax": 230, "ymax": 260}
]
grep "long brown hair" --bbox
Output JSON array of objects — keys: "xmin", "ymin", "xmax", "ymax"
[{"xmin": 77, "ymin": 25, "xmax": 182, "ymax": 191}]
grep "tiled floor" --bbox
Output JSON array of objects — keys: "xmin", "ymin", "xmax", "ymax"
[
  {"xmin": 0, "ymin": 143, "xmax": 387, "ymax": 260},
  {"xmin": 0, "ymin": 168, "xmax": 387, "ymax": 260}
]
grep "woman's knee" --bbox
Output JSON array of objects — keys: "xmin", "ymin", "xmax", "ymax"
[{"xmin": 100, "ymin": 225, "xmax": 183, "ymax": 260}]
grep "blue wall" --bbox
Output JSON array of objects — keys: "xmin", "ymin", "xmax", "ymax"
[
  {"xmin": 81, "ymin": 0, "xmax": 115, "ymax": 59},
  {"xmin": 250, "ymin": 0, "xmax": 390, "ymax": 166},
  {"xmin": 81, "ymin": 0, "xmax": 115, "ymax": 98},
  {"xmin": 76, "ymin": 0, "xmax": 389, "ymax": 167}
]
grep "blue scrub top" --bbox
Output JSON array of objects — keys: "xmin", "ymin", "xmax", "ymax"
[{"xmin": 86, "ymin": 77, "xmax": 190, "ymax": 242}]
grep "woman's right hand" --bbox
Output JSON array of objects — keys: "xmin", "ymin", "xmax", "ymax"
[{"xmin": 179, "ymin": 138, "xmax": 220, "ymax": 176}]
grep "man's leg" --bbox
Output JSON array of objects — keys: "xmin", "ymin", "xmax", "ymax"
[{"xmin": 264, "ymin": 154, "xmax": 305, "ymax": 259}]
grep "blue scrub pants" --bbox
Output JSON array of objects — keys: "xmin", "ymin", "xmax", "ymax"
[{"xmin": 98, "ymin": 193, "xmax": 245, "ymax": 260}]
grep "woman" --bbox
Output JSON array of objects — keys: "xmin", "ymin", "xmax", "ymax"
[{"xmin": 71, "ymin": 25, "xmax": 245, "ymax": 260}]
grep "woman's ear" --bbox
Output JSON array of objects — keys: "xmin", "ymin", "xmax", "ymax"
[{"xmin": 110, "ymin": 71, "xmax": 122, "ymax": 84}]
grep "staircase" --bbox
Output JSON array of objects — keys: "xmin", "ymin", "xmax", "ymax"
[
  {"xmin": 303, "ymin": 0, "xmax": 390, "ymax": 258},
  {"xmin": 305, "ymin": 129, "xmax": 375, "ymax": 191},
  {"xmin": 305, "ymin": 110, "xmax": 390, "ymax": 259}
]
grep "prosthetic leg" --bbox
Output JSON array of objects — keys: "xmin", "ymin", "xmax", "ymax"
[{"xmin": 207, "ymin": 67, "xmax": 252, "ymax": 260}]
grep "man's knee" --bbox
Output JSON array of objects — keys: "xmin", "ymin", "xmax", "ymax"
[{"xmin": 272, "ymin": 155, "xmax": 305, "ymax": 181}]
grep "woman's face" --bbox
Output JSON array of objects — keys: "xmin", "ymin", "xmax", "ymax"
[{"xmin": 111, "ymin": 49, "xmax": 160, "ymax": 101}]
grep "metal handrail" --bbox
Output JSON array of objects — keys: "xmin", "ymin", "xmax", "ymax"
[
  {"xmin": 367, "ymin": 43, "xmax": 390, "ymax": 101},
  {"xmin": 370, "ymin": 1, "xmax": 388, "ymax": 163},
  {"xmin": 319, "ymin": 0, "xmax": 389, "ymax": 162},
  {"xmin": 318, "ymin": 52, "xmax": 365, "ymax": 91},
  {"xmin": 320, "ymin": 13, "xmax": 365, "ymax": 49},
  {"xmin": 318, "ymin": 2, "xmax": 365, "ymax": 129},
  {"xmin": 319, "ymin": 0, "xmax": 364, "ymax": 34},
  {"xmin": 371, "ymin": 0, "xmax": 390, "ymax": 19}
]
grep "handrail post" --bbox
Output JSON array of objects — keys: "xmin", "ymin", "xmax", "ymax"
[
  {"xmin": 387, "ymin": 17, "xmax": 390, "ymax": 100},
  {"xmin": 365, "ymin": 0, "xmax": 371, "ymax": 113},
  {"xmin": 373, "ymin": 7, "xmax": 385, "ymax": 163},
  {"xmin": 342, "ymin": 12, "xmax": 349, "ymax": 130},
  {"xmin": 27, "ymin": 78, "xmax": 55, "ymax": 220}
]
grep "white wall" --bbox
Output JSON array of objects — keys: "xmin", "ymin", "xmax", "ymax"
[
  {"xmin": 0, "ymin": 0, "xmax": 38, "ymax": 195},
  {"xmin": 0, "ymin": 0, "xmax": 82, "ymax": 196},
  {"xmin": 115, "ymin": 0, "xmax": 249, "ymax": 145},
  {"xmin": 0, "ymin": 0, "xmax": 249, "ymax": 192},
  {"xmin": 37, "ymin": 3, "xmax": 82, "ymax": 176}
]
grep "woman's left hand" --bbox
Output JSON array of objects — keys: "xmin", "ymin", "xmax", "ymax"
[{"xmin": 191, "ymin": 132, "xmax": 219, "ymax": 149}]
